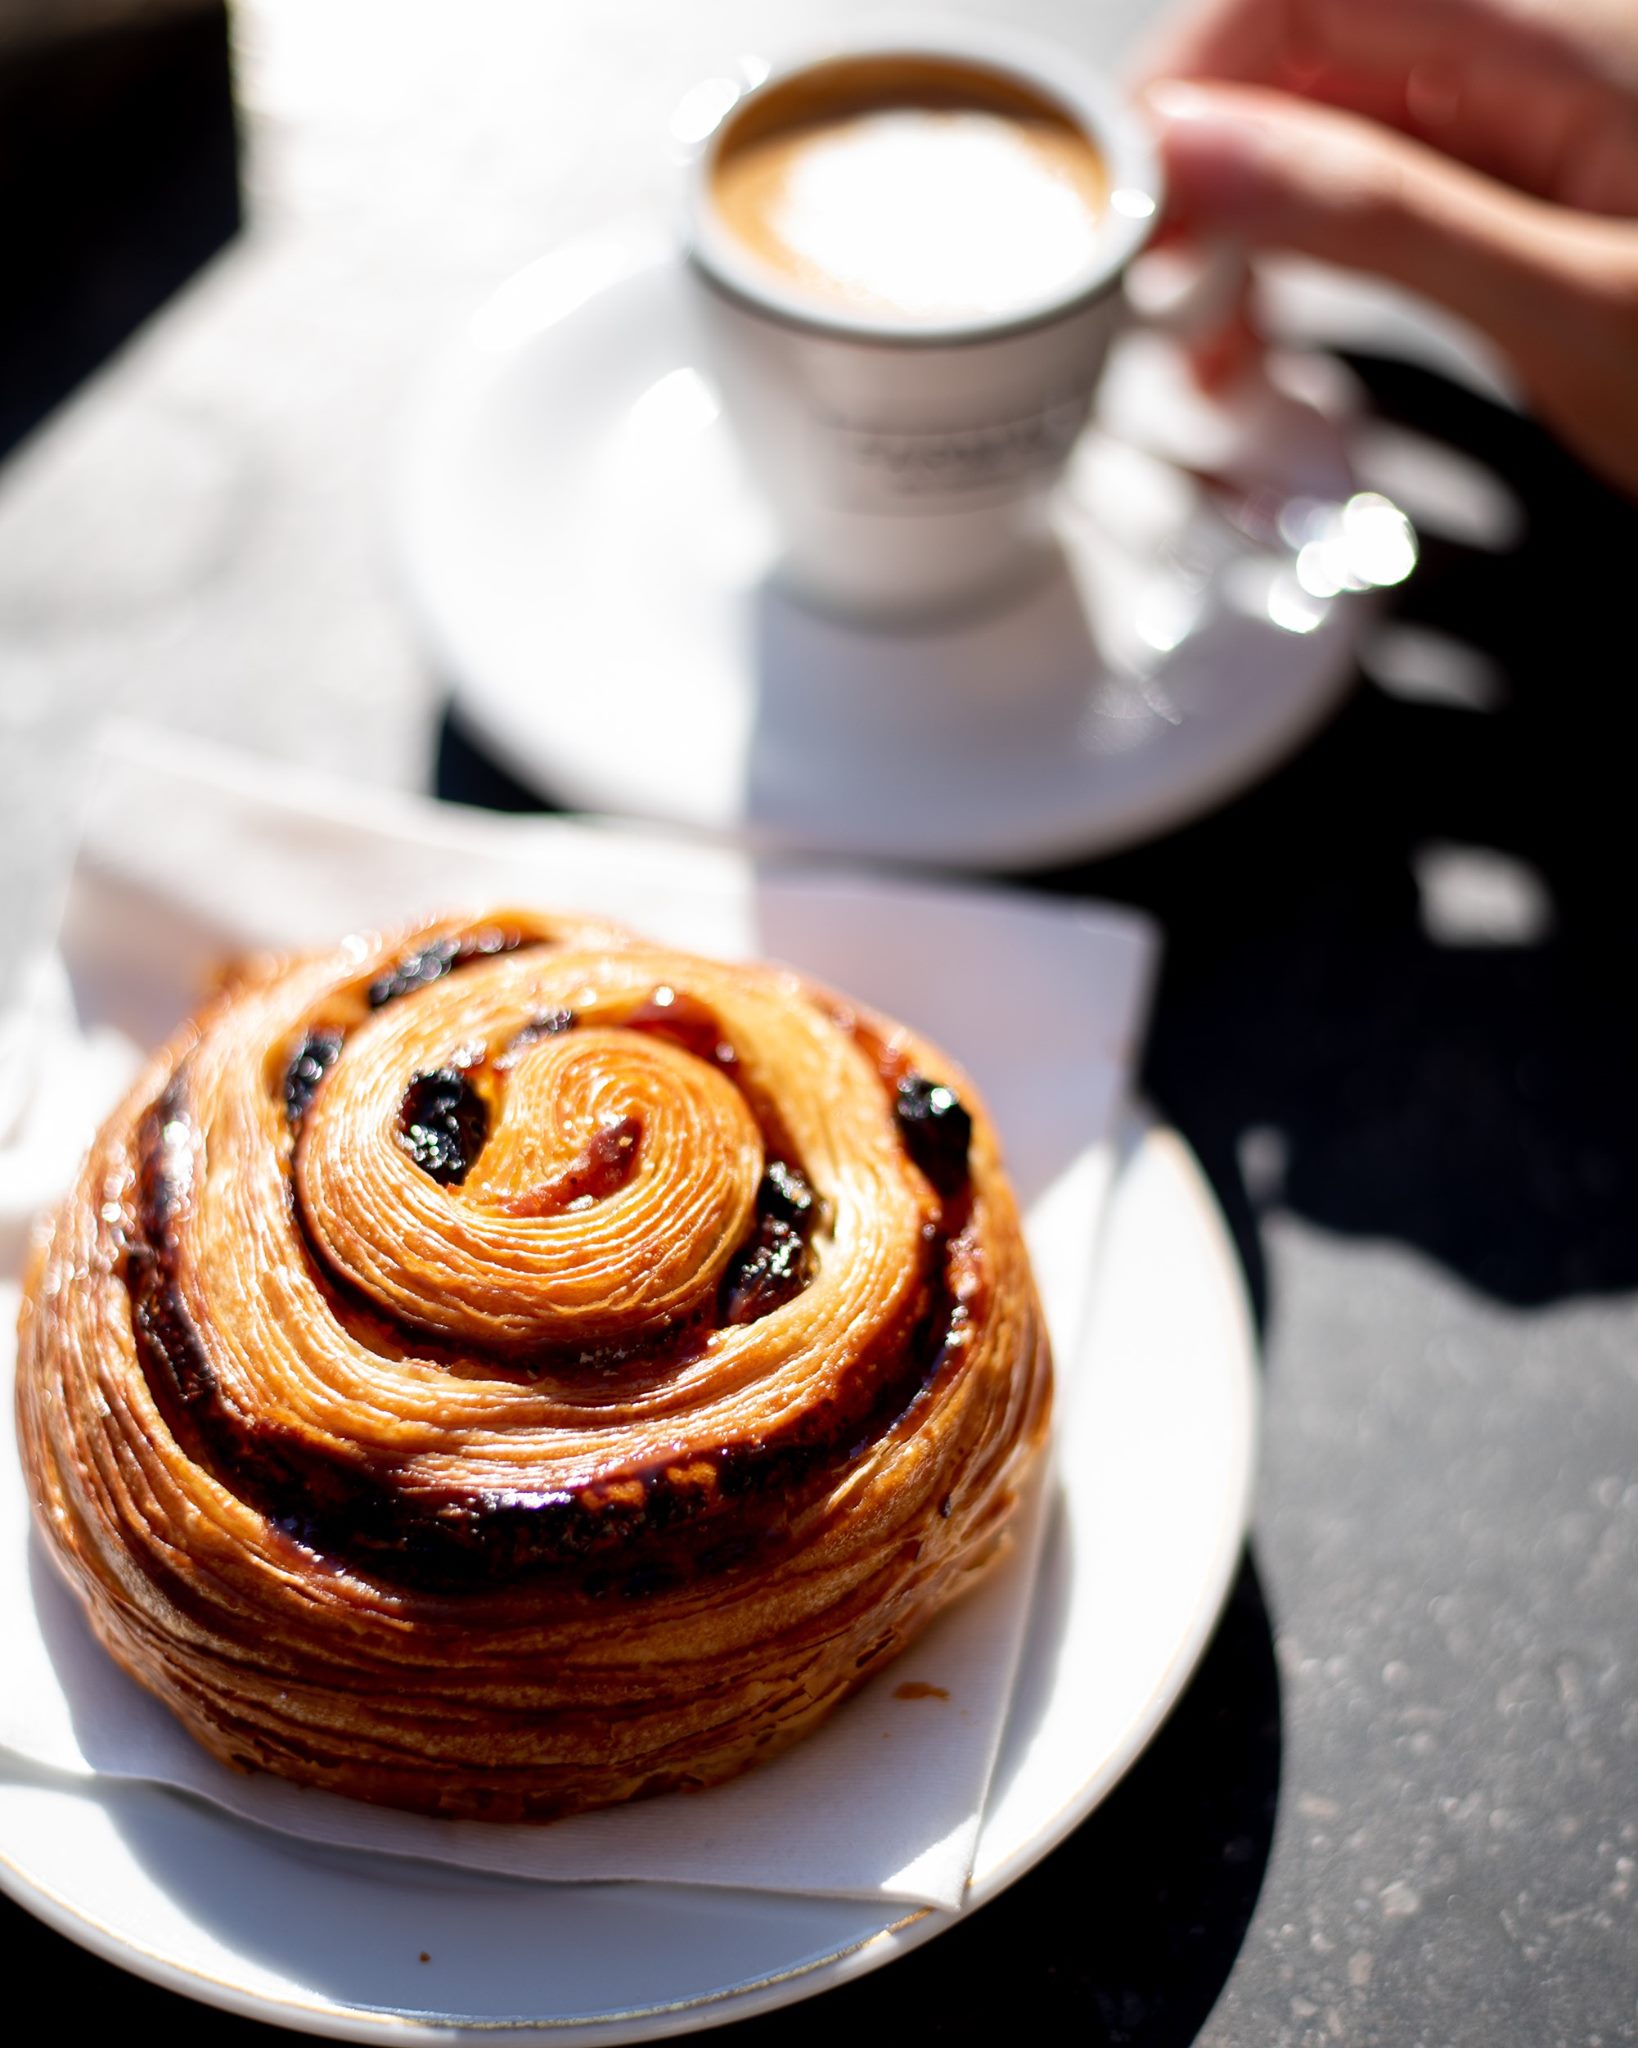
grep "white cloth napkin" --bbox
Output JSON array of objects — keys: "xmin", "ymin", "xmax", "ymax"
[{"xmin": 0, "ymin": 721, "xmax": 1157, "ymax": 1911}]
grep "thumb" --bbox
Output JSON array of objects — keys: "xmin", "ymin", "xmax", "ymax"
[{"xmin": 1144, "ymin": 80, "xmax": 1604, "ymax": 378}]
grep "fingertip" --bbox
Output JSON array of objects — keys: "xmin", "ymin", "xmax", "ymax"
[
  {"xmin": 1142, "ymin": 79, "xmax": 1222, "ymax": 125},
  {"xmin": 1141, "ymin": 79, "xmax": 1275, "ymax": 220}
]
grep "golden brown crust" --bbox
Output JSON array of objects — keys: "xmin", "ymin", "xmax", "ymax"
[{"xmin": 16, "ymin": 908, "xmax": 1052, "ymax": 1821}]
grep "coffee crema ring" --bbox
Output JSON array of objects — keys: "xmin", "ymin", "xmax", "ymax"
[{"xmin": 17, "ymin": 909, "xmax": 1051, "ymax": 1821}]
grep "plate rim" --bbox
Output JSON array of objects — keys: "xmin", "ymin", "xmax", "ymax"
[{"xmin": 0, "ymin": 1107, "xmax": 1257, "ymax": 2045}]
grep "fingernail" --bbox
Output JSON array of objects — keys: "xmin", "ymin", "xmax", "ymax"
[
  {"xmin": 1141, "ymin": 81, "xmax": 1274, "ymax": 216},
  {"xmin": 1143, "ymin": 80, "xmax": 1221, "ymax": 124}
]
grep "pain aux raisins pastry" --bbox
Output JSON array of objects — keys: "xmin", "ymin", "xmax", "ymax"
[{"xmin": 16, "ymin": 910, "xmax": 1051, "ymax": 1821}]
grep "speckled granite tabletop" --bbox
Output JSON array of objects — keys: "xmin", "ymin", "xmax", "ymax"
[{"xmin": 1, "ymin": 5, "xmax": 1634, "ymax": 2044}]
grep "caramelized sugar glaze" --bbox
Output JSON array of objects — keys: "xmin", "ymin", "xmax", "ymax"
[{"xmin": 17, "ymin": 911, "xmax": 1051, "ymax": 1820}]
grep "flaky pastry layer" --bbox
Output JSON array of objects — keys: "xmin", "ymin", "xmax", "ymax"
[{"xmin": 17, "ymin": 909, "xmax": 1051, "ymax": 1820}]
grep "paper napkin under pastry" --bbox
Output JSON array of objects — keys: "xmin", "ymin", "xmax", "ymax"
[{"xmin": 0, "ymin": 722, "xmax": 1158, "ymax": 1912}]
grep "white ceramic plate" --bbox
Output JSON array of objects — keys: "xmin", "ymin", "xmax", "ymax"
[
  {"xmin": 0, "ymin": 1106, "xmax": 1255, "ymax": 2043},
  {"xmin": 399, "ymin": 226, "xmax": 1400, "ymax": 869}
]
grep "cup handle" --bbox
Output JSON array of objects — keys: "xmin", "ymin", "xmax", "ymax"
[{"xmin": 1124, "ymin": 237, "xmax": 1250, "ymax": 340}]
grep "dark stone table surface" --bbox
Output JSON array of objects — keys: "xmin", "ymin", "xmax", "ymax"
[{"xmin": 1, "ymin": 6, "xmax": 1633, "ymax": 2044}]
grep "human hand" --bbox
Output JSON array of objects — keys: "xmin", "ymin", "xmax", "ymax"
[{"xmin": 1136, "ymin": 0, "xmax": 1638, "ymax": 494}]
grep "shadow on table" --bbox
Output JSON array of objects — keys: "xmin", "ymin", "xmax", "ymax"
[
  {"xmin": 1059, "ymin": 356, "xmax": 1638, "ymax": 1317},
  {"xmin": 0, "ymin": 1, "xmax": 240, "ymax": 461},
  {"xmin": 438, "ymin": 709, "xmax": 561, "ymax": 815},
  {"xmin": 0, "ymin": 1911, "xmax": 282, "ymax": 2048}
]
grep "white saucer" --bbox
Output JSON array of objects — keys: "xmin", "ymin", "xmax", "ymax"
[
  {"xmin": 0, "ymin": 1107, "xmax": 1255, "ymax": 2043},
  {"xmin": 400, "ymin": 226, "xmax": 1409, "ymax": 868}
]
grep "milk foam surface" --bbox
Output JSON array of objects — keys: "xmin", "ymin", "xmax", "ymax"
[{"xmin": 713, "ymin": 103, "xmax": 1107, "ymax": 323}]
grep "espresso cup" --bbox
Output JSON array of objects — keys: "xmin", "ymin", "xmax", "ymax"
[{"xmin": 684, "ymin": 22, "xmax": 1164, "ymax": 620}]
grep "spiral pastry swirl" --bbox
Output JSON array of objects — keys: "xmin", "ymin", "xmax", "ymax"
[{"xmin": 17, "ymin": 910, "xmax": 1051, "ymax": 1820}]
